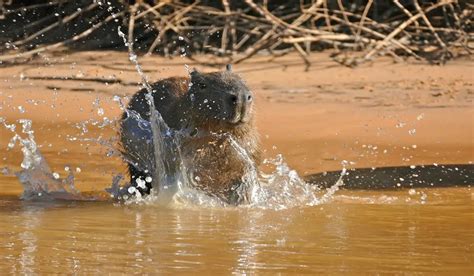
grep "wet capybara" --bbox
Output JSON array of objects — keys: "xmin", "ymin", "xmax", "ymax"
[{"xmin": 119, "ymin": 65, "xmax": 261, "ymax": 203}]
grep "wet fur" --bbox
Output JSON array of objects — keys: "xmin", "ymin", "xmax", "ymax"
[{"xmin": 119, "ymin": 70, "xmax": 260, "ymax": 203}]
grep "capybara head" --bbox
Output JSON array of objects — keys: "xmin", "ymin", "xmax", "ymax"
[{"xmin": 187, "ymin": 65, "xmax": 254, "ymax": 128}]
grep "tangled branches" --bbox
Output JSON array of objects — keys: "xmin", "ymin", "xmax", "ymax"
[{"xmin": 0, "ymin": 0, "xmax": 472, "ymax": 67}]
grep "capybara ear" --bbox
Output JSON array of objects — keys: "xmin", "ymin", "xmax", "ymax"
[
  {"xmin": 226, "ymin": 64, "xmax": 232, "ymax": 72},
  {"xmin": 190, "ymin": 68, "xmax": 201, "ymax": 79}
]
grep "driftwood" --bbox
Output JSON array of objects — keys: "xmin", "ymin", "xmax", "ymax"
[{"xmin": 0, "ymin": 0, "xmax": 471, "ymax": 66}]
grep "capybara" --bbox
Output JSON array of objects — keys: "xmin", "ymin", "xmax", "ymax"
[{"xmin": 119, "ymin": 65, "xmax": 260, "ymax": 204}]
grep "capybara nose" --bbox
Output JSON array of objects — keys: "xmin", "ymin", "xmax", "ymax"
[
  {"xmin": 229, "ymin": 94, "xmax": 238, "ymax": 105},
  {"xmin": 229, "ymin": 92, "xmax": 252, "ymax": 106}
]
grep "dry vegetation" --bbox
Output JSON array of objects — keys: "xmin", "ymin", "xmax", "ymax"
[{"xmin": 0, "ymin": 0, "xmax": 472, "ymax": 67}]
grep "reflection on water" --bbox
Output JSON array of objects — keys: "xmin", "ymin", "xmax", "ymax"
[
  {"xmin": 18, "ymin": 208, "xmax": 40, "ymax": 274},
  {"xmin": 0, "ymin": 191, "xmax": 472, "ymax": 274}
]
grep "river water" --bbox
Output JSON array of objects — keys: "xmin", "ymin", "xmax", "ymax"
[
  {"xmin": 0, "ymin": 107, "xmax": 471, "ymax": 274},
  {"xmin": 0, "ymin": 188, "xmax": 472, "ymax": 274},
  {"xmin": 0, "ymin": 51, "xmax": 472, "ymax": 273}
]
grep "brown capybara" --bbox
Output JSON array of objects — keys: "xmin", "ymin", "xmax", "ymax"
[{"xmin": 119, "ymin": 65, "xmax": 260, "ymax": 204}]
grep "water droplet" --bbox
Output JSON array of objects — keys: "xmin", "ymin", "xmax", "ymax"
[
  {"xmin": 396, "ymin": 122, "xmax": 406, "ymax": 128},
  {"xmin": 408, "ymin": 129, "xmax": 416, "ymax": 135},
  {"xmin": 408, "ymin": 189, "xmax": 416, "ymax": 196},
  {"xmin": 128, "ymin": 186, "xmax": 137, "ymax": 194},
  {"xmin": 135, "ymin": 178, "xmax": 146, "ymax": 189},
  {"xmin": 53, "ymin": 172, "xmax": 60, "ymax": 179}
]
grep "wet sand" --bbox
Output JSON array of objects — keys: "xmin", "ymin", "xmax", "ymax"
[{"xmin": 0, "ymin": 51, "xmax": 473, "ymax": 273}]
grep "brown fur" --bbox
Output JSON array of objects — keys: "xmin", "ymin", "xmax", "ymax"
[{"xmin": 119, "ymin": 69, "xmax": 260, "ymax": 203}]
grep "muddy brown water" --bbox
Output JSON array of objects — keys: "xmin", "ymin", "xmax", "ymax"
[
  {"xmin": 0, "ymin": 189, "xmax": 472, "ymax": 274},
  {"xmin": 0, "ymin": 52, "xmax": 473, "ymax": 273}
]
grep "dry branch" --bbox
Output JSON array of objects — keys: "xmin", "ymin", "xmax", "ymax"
[{"xmin": 0, "ymin": 0, "xmax": 471, "ymax": 66}]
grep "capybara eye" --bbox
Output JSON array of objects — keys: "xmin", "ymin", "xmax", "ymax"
[{"xmin": 198, "ymin": 83, "xmax": 207, "ymax": 89}]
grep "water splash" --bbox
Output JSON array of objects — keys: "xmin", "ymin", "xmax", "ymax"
[
  {"xmin": 121, "ymin": 127, "xmax": 347, "ymax": 209},
  {"xmin": 248, "ymin": 155, "xmax": 346, "ymax": 210},
  {"xmin": 2, "ymin": 24, "xmax": 348, "ymax": 209},
  {"xmin": 2, "ymin": 118, "xmax": 79, "ymax": 200},
  {"xmin": 106, "ymin": 25, "xmax": 348, "ymax": 208},
  {"xmin": 2, "ymin": 107, "xmax": 347, "ymax": 208},
  {"xmin": 117, "ymin": 26, "xmax": 187, "ymax": 202}
]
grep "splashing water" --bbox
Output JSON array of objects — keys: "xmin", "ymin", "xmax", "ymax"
[
  {"xmin": 2, "ymin": 118, "xmax": 79, "ymax": 200},
  {"xmin": 114, "ymin": 26, "xmax": 347, "ymax": 208},
  {"xmin": 2, "ymin": 25, "xmax": 347, "ymax": 209},
  {"xmin": 245, "ymin": 154, "xmax": 346, "ymax": 210},
  {"xmin": 117, "ymin": 26, "xmax": 191, "ymax": 204},
  {"xmin": 117, "ymin": 117, "xmax": 347, "ymax": 209},
  {"xmin": 2, "ymin": 109, "xmax": 346, "ymax": 208}
]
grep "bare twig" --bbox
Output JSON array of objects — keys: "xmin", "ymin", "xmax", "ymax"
[
  {"xmin": 291, "ymin": 39, "xmax": 311, "ymax": 70},
  {"xmin": 135, "ymin": 2, "xmax": 167, "ymax": 20},
  {"xmin": 355, "ymin": 0, "xmax": 373, "ymax": 38},
  {"xmin": 233, "ymin": 27, "xmax": 278, "ymax": 64},
  {"xmin": 128, "ymin": 3, "xmax": 138, "ymax": 48},
  {"xmin": 362, "ymin": 1, "xmax": 455, "ymax": 62},
  {"xmin": 413, "ymin": 0, "xmax": 448, "ymax": 50},
  {"xmin": 221, "ymin": 0, "xmax": 231, "ymax": 53},
  {"xmin": 337, "ymin": 0, "xmax": 356, "ymax": 36}
]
